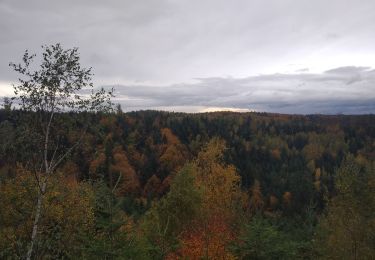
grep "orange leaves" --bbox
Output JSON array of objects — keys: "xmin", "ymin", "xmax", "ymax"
[
  {"xmin": 167, "ymin": 138, "xmax": 241, "ymax": 258},
  {"xmin": 89, "ymin": 150, "xmax": 106, "ymax": 177},
  {"xmin": 269, "ymin": 194, "xmax": 279, "ymax": 209},
  {"xmin": 271, "ymin": 148, "xmax": 281, "ymax": 160},
  {"xmin": 168, "ymin": 217, "xmax": 236, "ymax": 260},
  {"xmin": 159, "ymin": 175, "xmax": 173, "ymax": 194},
  {"xmin": 143, "ymin": 174, "xmax": 162, "ymax": 197},
  {"xmin": 159, "ymin": 144, "xmax": 187, "ymax": 173},
  {"xmin": 282, "ymin": 191, "xmax": 292, "ymax": 208},
  {"xmin": 159, "ymin": 128, "xmax": 189, "ymax": 174},
  {"xmin": 89, "ymin": 145, "xmax": 141, "ymax": 196},
  {"xmin": 110, "ymin": 146, "xmax": 140, "ymax": 196},
  {"xmin": 161, "ymin": 128, "xmax": 180, "ymax": 145},
  {"xmin": 143, "ymin": 138, "xmax": 243, "ymax": 259}
]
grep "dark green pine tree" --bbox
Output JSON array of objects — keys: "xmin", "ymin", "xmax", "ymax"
[{"xmin": 82, "ymin": 179, "xmax": 146, "ymax": 259}]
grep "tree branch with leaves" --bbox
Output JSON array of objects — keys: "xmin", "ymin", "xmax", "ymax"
[{"xmin": 9, "ymin": 43, "xmax": 113, "ymax": 260}]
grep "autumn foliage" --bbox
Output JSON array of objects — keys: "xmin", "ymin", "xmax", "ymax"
[{"xmin": 0, "ymin": 110, "xmax": 374, "ymax": 259}]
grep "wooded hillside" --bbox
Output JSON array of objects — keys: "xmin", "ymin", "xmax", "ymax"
[{"xmin": 1, "ymin": 110, "xmax": 374, "ymax": 259}]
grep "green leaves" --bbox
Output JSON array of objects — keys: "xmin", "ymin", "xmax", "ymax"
[
  {"xmin": 315, "ymin": 156, "xmax": 375, "ymax": 259},
  {"xmin": 141, "ymin": 164, "xmax": 202, "ymax": 258},
  {"xmin": 82, "ymin": 180, "xmax": 147, "ymax": 259},
  {"xmin": 233, "ymin": 217, "xmax": 301, "ymax": 260},
  {"xmin": 10, "ymin": 43, "xmax": 113, "ymax": 113}
]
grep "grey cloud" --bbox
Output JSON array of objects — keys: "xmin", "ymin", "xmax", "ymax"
[
  {"xmin": 325, "ymin": 66, "xmax": 370, "ymax": 74},
  {"xmin": 324, "ymin": 67, "xmax": 375, "ymax": 85},
  {"xmin": 2, "ymin": 0, "xmax": 375, "ymax": 84},
  {"xmin": 1, "ymin": 1, "xmax": 375, "ymax": 114},
  {"xmin": 325, "ymin": 33, "xmax": 341, "ymax": 41},
  {"xmin": 109, "ymin": 66, "xmax": 375, "ymax": 114}
]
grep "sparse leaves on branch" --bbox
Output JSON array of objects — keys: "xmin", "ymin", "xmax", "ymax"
[{"xmin": 9, "ymin": 43, "xmax": 113, "ymax": 113}]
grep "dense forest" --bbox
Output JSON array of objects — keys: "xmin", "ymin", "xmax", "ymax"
[
  {"xmin": 1, "ymin": 108, "xmax": 374, "ymax": 259},
  {"xmin": 1, "ymin": 44, "xmax": 374, "ymax": 259}
]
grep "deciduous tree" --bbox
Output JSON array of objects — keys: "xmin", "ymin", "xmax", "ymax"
[{"xmin": 9, "ymin": 43, "xmax": 113, "ymax": 259}]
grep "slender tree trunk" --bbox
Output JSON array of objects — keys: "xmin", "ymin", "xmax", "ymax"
[
  {"xmin": 27, "ymin": 111, "xmax": 53, "ymax": 260},
  {"xmin": 26, "ymin": 180, "xmax": 46, "ymax": 260}
]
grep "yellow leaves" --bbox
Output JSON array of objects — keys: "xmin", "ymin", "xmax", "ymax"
[
  {"xmin": 0, "ymin": 167, "xmax": 36, "ymax": 252},
  {"xmin": 307, "ymin": 160, "xmax": 316, "ymax": 173},
  {"xmin": 194, "ymin": 163, "xmax": 241, "ymax": 220},
  {"xmin": 0, "ymin": 168, "xmax": 95, "ymax": 255},
  {"xmin": 159, "ymin": 144, "xmax": 187, "ymax": 173},
  {"xmin": 146, "ymin": 138, "xmax": 243, "ymax": 259},
  {"xmin": 190, "ymin": 139, "xmax": 242, "ymax": 224},
  {"xmin": 59, "ymin": 161, "xmax": 80, "ymax": 185},
  {"xmin": 44, "ymin": 174, "xmax": 95, "ymax": 233},
  {"xmin": 143, "ymin": 140, "xmax": 246, "ymax": 259},
  {"xmin": 315, "ymin": 168, "xmax": 321, "ymax": 180},
  {"xmin": 314, "ymin": 168, "xmax": 322, "ymax": 191},
  {"xmin": 303, "ymin": 142, "xmax": 324, "ymax": 162},
  {"xmin": 174, "ymin": 138, "xmax": 242, "ymax": 258},
  {"xmin": 195, "ymin": 138, "xmax": 226, "ymax": 170},
  {"xmin": 355, "ymin": 153, "xmax": 368, "ymax": 166},
  {"xmin": 303, "ymin": 132, "xmax": 348, "ymax": 162},
  {"xmin": 316, "ymin": 157, "xmax": 375, "ymax": 259}
]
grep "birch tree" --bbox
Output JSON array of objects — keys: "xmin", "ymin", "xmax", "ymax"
[{"xmin": 9, "ymin": 43, "xmax": 113, "ymax": 259}]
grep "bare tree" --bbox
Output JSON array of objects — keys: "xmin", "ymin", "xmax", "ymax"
[{"xmin": 9, "ymin": 43, "xmax": 113, "ymax": 259}]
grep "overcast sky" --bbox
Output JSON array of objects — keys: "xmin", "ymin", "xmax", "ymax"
[{"xmin": 1, "ymin": 0, "xmax": 375, "ymax": 114}]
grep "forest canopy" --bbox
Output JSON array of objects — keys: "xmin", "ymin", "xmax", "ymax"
[
  {"xmin": 0, "ymin": 108, "xmax": 374, "ymax": 259},
  {"xmin": 0, "ymin": 43, "xmax": 374, "ymax": 259}
]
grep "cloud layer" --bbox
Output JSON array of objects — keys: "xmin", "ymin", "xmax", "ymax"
[
  {"xmin": 1, "ymin": 0, "xmax": 375, "ymax": 113},
  {"xmin": 110, "ymin": 66, "xmax": 375, "ymax": 114}
]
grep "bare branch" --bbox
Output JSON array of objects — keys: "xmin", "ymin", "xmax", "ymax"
[
  {"xmin": 112, "ymin": 172, "xmax": 122, "ymax": 194},
  {"xmin": 50, "ymin": 127, "xmax": 87, "ymax": 173}
]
